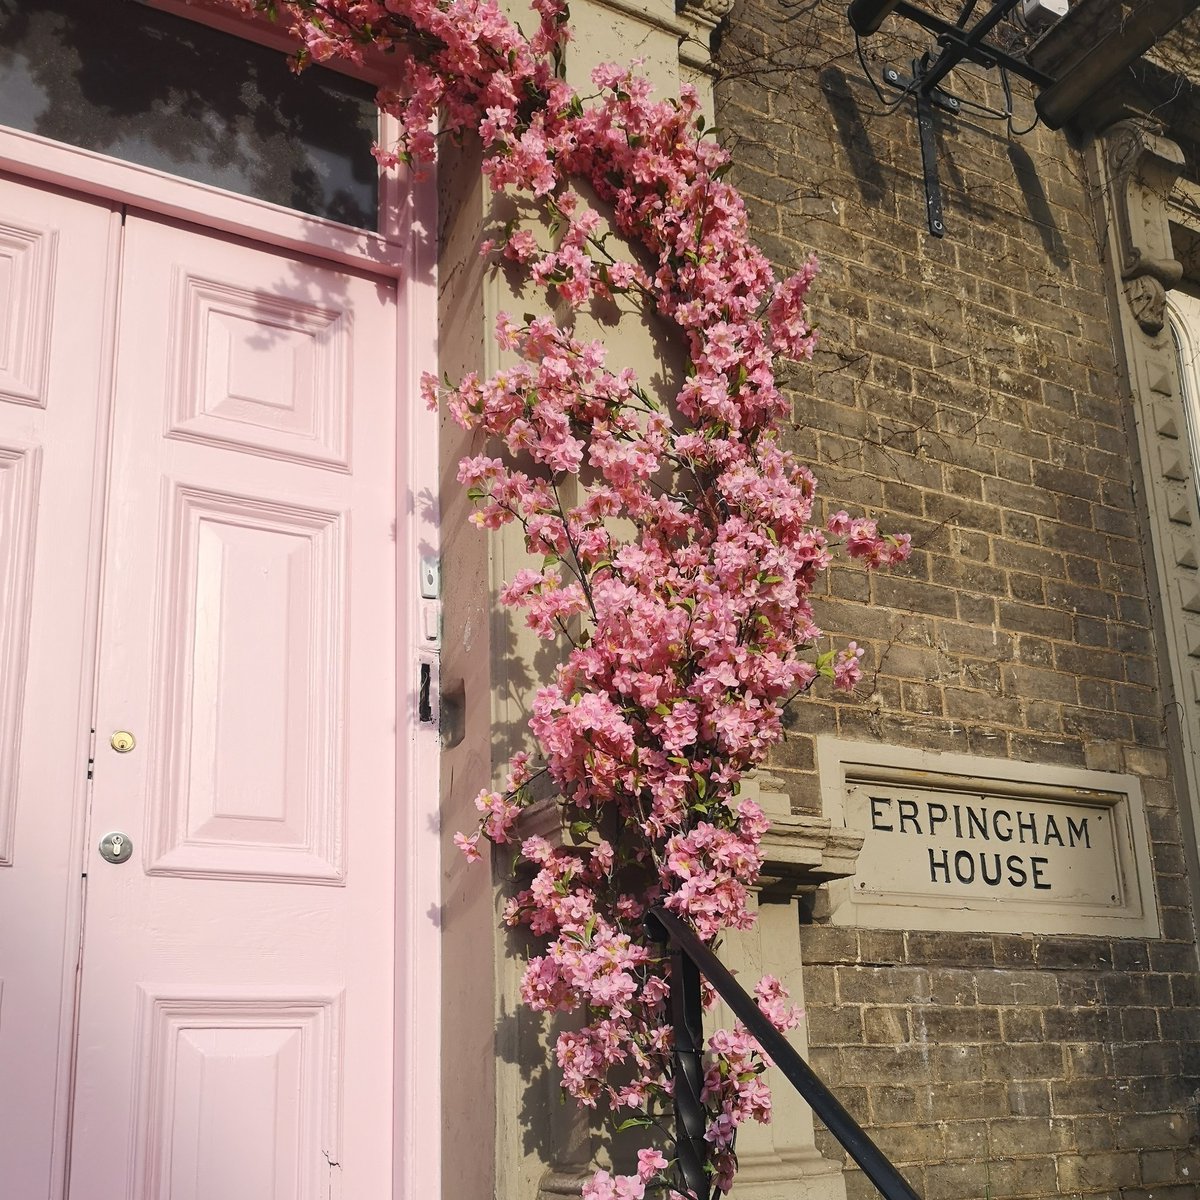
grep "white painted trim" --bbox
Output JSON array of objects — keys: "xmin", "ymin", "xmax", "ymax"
[
  {"xmin": 817, "ymin": 737, "xmax": 1161, "ymax": 938},
  {"xmin": 1167, "ymin": 289, "xmax": 1200, "ymax": 476},
  {"xmin": 49, "ymin": 202, "xmax": 126, "ymax": 1200},
  {"xmin": 394, "ymin": 151, "xmax": 443, "ymax": 1200}
]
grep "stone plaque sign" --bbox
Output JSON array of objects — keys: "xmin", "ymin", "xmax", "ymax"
[{"xmin": 817, "ymin": 739, "xmax": 1160, "ymax": 937}]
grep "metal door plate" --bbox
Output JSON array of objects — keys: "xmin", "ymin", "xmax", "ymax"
[{"xmin": 99, "ymin": 832, "xmax": 133, "ymax": 864}]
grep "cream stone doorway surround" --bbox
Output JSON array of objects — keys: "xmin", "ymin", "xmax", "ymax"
[{"xmin": 0, "ymin": 24, "xmax": 440, "ymax": 1197}]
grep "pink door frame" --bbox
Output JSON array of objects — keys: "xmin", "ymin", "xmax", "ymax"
[{"xmin": 0, "ymin": 17, "xmax": 442, "ymax": 1196}]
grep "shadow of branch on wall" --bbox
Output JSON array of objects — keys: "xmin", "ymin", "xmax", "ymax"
[
  {"xmin": 819, "ymin": 66, "xmax": 888, "ymax": 206},
  {"xmin": 1008, "ymin": 142, "xmax": 1071, "ymax": 271}
]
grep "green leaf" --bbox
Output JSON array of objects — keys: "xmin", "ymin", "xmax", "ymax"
[{"xmin": 615, "ymin": 1117, "xmax": 655, "ymax": 1131}]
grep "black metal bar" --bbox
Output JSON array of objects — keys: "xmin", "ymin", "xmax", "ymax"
[
  {"xmin": 952, "ymin": 0, "xmax": 979, "ymax": 28},
  {"xmin": 846, "ymin": 0, "xmax": 903, "ymax": 37},
  {"xmin": 889, "ymin": 1, "xmax": 1056, "ymax": 86},
  {"xmin": 915, "ymin": 87, "xmax": 944, "ymax": 238},
  {"xmin": 882, "ymin": 66, "xmax": 960, "ymax": 114},
  {"xmin": 648, "ymin": 908, "xmax": 924, "ymax": 1200},
  {"xmin": 669, "ymin": 946, "xmax": 712, "ymax": 1200},
  {"xmin": 919, "ymin": 0, "xmax": 1021, "ymax": 93}
]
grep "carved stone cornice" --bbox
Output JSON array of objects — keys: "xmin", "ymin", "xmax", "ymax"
[
  {"xmin": 756, "ymin": 811, "xmax": 865, "ymax": 893},
  {"xmin": 676, "ymin": 0, "xmax": 736, "ymax": 28},
  {"xmin": 676, "ymin": 0, "xmax": 735, "ymax": 71},
  {"xmin": 518, "ymin": 773, "xmax": 864, "ymax": 896},
  {"xmin": 1106, "ymin": 119, "xmax": 1186, "ymax": 335}
]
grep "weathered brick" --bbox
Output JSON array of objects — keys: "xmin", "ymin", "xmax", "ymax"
[
  {"xmin": 1051, "ymin": 1078, "xmax": 1130, "ymax": 1116},
  {"xmin": 1007, "ymin": 1080, "xmax": 1053, "ymax": 1118},
  {"xmin": 923, "ymin": 1159, "xmax": 992, "ymax": 1200},
  {"xmin": 799, "ymin": 926, "xmax": 859, "ymax": 965},
  {"xmin": 904, "ymin": 931, "xmax": 997, "ymax": 966},
  {"xmin": 1137, "ymin": 1149, "xmax": 1178, "ymax": 1185},
  {"xmin": 808, "ymin": 1004, "xmax": 866, "ymax": 1047},
  {"xmin": 862, "ymin": 1005, "xmax": 909, "ymax": 1044},
  {"xmin": 1115, "ymin": 1112, "xmax": 1192, "ymax": 1150},
  {"xmin": 983, "ymin": 1042, "xmax": 1065, "ymax": 1081},
  {"xmin": 869, "ymin": 1083, "xmax": 936, "ymax": 1124},
  {"xmin": 856, "ymin": 929, "xmax": 907, "ymax": 965},
  {"xmin": 998, "ymin": 1007, "xmax": 1046, "ymax": 1043},
  {"xmin": 1056, "ymin": 1151, "xmax": 1141, "ymax": 1191},
  {"xmin": 931, "ymin": 1043, "xmax": 984, "ymax": 1082},
  {"xmin": 715, "ymin": 11, "xmax": 1200, "ymax": 1200},
  {"xmin": 837, "ymin": 965, "xmax": 930, "ymax": 1005}
]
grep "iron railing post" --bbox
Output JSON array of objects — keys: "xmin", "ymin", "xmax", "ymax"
[
  {"xmin": 668, "ymin": 942, "xmax": 711, "ymax": 1200},
  {"xmin": 648, "ymin": 907, "xmax": 923, "ymax": 1200}
]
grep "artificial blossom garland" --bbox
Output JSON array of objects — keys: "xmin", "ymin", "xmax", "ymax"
[{"xmin": 230, "ymin": 1, "xmax": 910, "ymax": 1194}]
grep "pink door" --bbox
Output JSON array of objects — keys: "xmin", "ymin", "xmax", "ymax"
[
  {"xmin": 0, "ymin": 178, "xmax": 118, "ymax": 1199},
  {"xmin": 0, "ymin": 178, "xmax": 400, "ymax": 1199}
]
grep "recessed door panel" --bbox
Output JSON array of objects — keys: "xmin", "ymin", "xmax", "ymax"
[
  {"xmin": 0, "ymin": 441, "xmax": 41, "ymax": 866},
  {"xmin": 128, "ymin": 990, "xmax": 342, "ymax": 1200},
  {"xmin": 167, "ymin": 274, "xmax": 351, "ymax": 467},
  {"xmin": 147, "ymin": 485, "xmax": 346, "ymax": 882},
  {"xmin": 0, "ymin": 214, "xmax": 57, "ymax": 406}
]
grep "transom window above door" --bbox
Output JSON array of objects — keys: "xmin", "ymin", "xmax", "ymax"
[{"xmin": 0, "ymin": 0, "xmax": 381, "ymax": 230}]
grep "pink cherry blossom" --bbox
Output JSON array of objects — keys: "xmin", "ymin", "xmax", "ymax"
[{"xmin": 228, "ymin": 1, "xmax": 911, "ymax": 1192}]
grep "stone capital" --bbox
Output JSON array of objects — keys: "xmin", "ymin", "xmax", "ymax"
[{"xmin": 1105, "ymin": 120, "xmax": 1186, "ymax": 335}]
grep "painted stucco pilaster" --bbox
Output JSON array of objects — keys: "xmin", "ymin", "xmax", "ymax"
[
  {"xmin": 433, "ymin": 0, "xmax": 860, "ymax": 1194},
  {"xmin": 710, "ymin": 775, "xmax": 861, "ymax": 1200}
]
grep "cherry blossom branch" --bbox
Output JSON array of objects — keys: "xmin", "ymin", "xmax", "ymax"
[{"xmin": 228, "ymin": 2, "xmax": 909, "ymax": 1195}]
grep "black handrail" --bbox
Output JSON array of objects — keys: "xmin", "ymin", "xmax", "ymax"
[{"xmin": 647, "ymin": 907, "xmax": 923, "ymax": 1200}]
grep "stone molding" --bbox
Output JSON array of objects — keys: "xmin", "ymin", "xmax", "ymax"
[
  {"xmin": 748, "ymin": 773, "xmax": 865, "ymax": 895},
  {"xmin": 1105, "ymin": 120, "xmax": 1186, "ymax": 334},
  {"xmin": 814, "ymin": 739, "xmax": 1160, "ymax": 938},
  {"xmin": 519, "ymin": 772, "xmax": 865, "ymax": 896},
  {"xmin": 1092, "ymin": 130, "xmax": 1200, "ymax": 922},
  {"xmin": 675, "ymin": 0, "xmax": 735, "ymax": 74},
  {"xmin": 676, "ymin": 0, "xmax": 736, "ymax": 26}
]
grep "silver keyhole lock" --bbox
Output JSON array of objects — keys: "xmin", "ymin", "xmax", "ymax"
[{"xmin": 99, "ymin": 832, "xmax": 133, "ymax": 864}]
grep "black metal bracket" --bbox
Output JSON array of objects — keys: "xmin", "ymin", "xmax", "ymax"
[
  {"xmin": 852, "ymin": 0, "xmax": 1056, "ymax": 238},
  {"xmin": 916, "ymin": 88, "xmax": 944, "ymax": 238},
  {"xmin": 882, "ymin": 63, "xmax": 960, "ymax": 238}
]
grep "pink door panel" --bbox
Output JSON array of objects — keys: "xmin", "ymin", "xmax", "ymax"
[
  {"xmin": 68, "ymin": 213, "xmax": 398, "ymax": 1199},
  {"xmin": 0, "ymin": 178, "xmax": 117, "ymax": 1198}
]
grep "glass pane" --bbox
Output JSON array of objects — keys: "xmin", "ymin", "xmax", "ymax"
[
  {"xmin": 1171, "ymin": 301, "xmax": 1200, "ymax": 504},
  {"xmin": 0, "ymin": 0, "xmax": 380, "ymax": 229}
]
